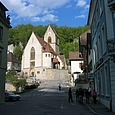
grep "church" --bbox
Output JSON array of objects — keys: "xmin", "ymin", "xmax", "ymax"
[{"xmin": 21, "ymin": 25, "xmax": 67, "ymax": 80}]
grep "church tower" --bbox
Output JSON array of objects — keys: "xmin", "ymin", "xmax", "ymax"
[{"xmin": 44, "ymin": 25, "xmax": 59, "ymax": 54}]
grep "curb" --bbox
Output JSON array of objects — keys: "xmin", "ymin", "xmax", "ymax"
[{"xmin": 84, "ymin": 103, "xmax": 100, "ymax": 115}]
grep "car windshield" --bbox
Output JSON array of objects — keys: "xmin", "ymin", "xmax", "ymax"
[{"xmin": 7, "ymin": 92, "xmax": 15, "ymax": 95}]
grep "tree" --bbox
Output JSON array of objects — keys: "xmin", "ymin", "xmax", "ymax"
[{"xmin": 13, "ymin": 46, "xmax": 23, "ymax": 62}]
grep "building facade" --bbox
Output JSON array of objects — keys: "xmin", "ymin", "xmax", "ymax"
[
  {"xmin": 88, "ymin": 0, "xmax": 115, "ymax": 112},
  {"xmin": 21, "ymin": 25, "xmax": 67, "ymax": 80},
  {"xmin": 0, "ymin": 2, "xmax": 11, "ymax": 103}
]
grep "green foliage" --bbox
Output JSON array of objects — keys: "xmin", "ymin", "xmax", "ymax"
[
  {"xmin": 6, "ymin": 70, "xmax": 27, "ymax": 90},
  {"xmin": 13, "ymin": 46, "xmax": 23, "ymax": 62},
  {"xmin": 6, "ymin": 70, "xmax": 17, "ymax": 77},
  {"xmin": 8, "ymin": 24, "xmax": 89, "ymax": 59}
]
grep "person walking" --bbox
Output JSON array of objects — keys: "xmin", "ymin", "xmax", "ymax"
[
  {"xmin": 92, "ymin": 89, "xmax": 97, "ymax": 104},
  {"xmin": 75, "ymin": 89, "xmax": 79, "ymax": 102},
  {"xmin": 68, "ymin": 87, "xmax": 73, "ymax": 102},
  {"xmin": 58, "ymin": 84, "xmax": 61, "ymax": 91},
  {"xmin": 78, "ymin": 88, "xmax": 84, "ymax": 104},
  {"xmin": 85, "ymin": 89, "xmax": 90, "ymax": 103}
]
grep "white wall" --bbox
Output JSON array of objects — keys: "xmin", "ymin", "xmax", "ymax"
[{"xmin": 71, "ymin": 60, "xmax": 83, "ymax": 74}]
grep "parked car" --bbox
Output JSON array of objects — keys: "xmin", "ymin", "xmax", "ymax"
[{"xmin": 5, "ymin": 92, "xmax": 21, "ymax": 101}]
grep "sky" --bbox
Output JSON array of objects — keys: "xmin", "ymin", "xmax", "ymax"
[{"xmin": 1, "ymin": 0, "xmax": 90, "ymax": 27}]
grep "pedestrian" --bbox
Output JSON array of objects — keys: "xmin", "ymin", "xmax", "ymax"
[
  {"xmin": 92, "ymin": 89, "xmax": 97, "ymax": 104},
  {"xmin": 58, "ymin": 84, "xmax": 61, "ymax": 91},
  {"xmin": 75, "ymin": 89, "xmax": 79, "ymax": 102},
  {"xmin": 78, "ymin": 88, "xmax": 84, "ymax": 104},
  {"xmin": 68, "ymin": 87, "xmax": 73, "ymax": 102},
  {"xmin": 85, "ymin": 89, "xmax": 90, "ymax": 103},
  {"xmin": 88, "ymin": 86, "xmax": 92, "ymax": 103},
  {"xmin": 18, "ymin": 86, "xmax": 22, "ymax": 93}
]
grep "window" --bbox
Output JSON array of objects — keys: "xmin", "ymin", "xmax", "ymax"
[
  {"xmin": 93, "ymin": 48, "xmax": 96, "ymax": 65},
  {"xmin": 0, "ymin": 26, "xmax": 3, "ymax": 41},
  {"xmin": 101, "ymin": 25, "xmax": 106, "ymax": 54},
  {"xmin": 99, "ymin": 0, "xmax": 103, "ymax": 15},
  {"xmin": 104, "ymin": 65, "xmax": 109, "ymax": 96},
  {"xmin": 30, "ymin": 47, "xmax": 35, "ymax": 60},
  {"xmin": 45, "ymin": 54, "xmax": 47, "ymax": 57},
  {"xmin": 98, "ymin": 35, "xmax": 100, "ymax": 58},
  {"xmin": 0, "ymin": 51, "xmax": 2, "ymax": 66},
  {"xmin": 48, "ymin": 36, "xmax": 51, "ymax": 43},
  {"xmin": 30, "ymin": 62, "xmax": 35, "ymax": 67},
  {"xmin": 48, "ymin": 54, "xmax": 50, "ymax": 57},
  {"xmin": 100, "ymin": 68, "xmax": 104, "ymax": 95},
  {"xmin": 30, "ymin": 47, "xmax": 35, "ymax": 68}
]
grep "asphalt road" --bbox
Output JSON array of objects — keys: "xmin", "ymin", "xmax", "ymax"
[{"xmin": 0, "ymin": 87, "xmax": 95, "ymax": 115}]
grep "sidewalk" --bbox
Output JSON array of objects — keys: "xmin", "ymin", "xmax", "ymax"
[{"xmin": 84, "ymin": 99, "xmax": 115, "ymax": 115}]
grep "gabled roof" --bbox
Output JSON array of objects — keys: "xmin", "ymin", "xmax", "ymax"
[
  {"xmin": 35, "ymin": 34, "xmax": 57, "ymax": 55},
  {"xmin": 69, "ymin": 51, "xmax": 83, "ymax": 61},
  {"xmin": 58, "ymin": 55, "xmax": 65, "ymax": 62},
  {"xmin": 0, "ymin": 2, "xmax": 8, "ymax": 11},
  {"xmin": 48, "ymin": 25, "xmax": 59, "ymax": 37},
  {"xmin": 7, "ymin": 52, "xmax": 20, "ymax": 63}
]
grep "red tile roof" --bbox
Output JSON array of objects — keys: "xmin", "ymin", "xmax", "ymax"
[
  {"xmin": 53, "ymin": 58, "xmax": 58, "ymax": 63},
  {"xmin": 69, "ymin": 51, "xmax": 83, "ymax": 60},
  {"xmin": 35, "ymin": 35, "xmax": 57, "ymax": 55}
]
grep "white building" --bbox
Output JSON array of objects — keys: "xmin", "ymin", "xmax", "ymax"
[
  {"xmin": 21, "ymin": 25, "xmax": 67, "ymax": 80},
  {"xmin": 69, "ymin": 51, "xmax": 83, "ymax": 81}
]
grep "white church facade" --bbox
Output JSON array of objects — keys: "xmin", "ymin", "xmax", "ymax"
[{"xmin": 21, "ymin": 25, "xmax": 67, "ymax": 80}]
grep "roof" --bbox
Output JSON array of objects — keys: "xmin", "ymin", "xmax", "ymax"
[
  {"xmin": 53, "ymin": 57, "xmax": 58, "ymax": 63},
  {"xmin": 48, "ymin": 25, "xmax": 59, "ymax": 37},
  {"xmin": 58, "ymin": 55, "xmax": 65, "ymax": 62},
  {"xmin": 35, "ymin": 34, "xmax": 57, "ymax": 55},
  {"xmin": 0, "ymin": 2, "xmax": 8, "ymax": 11},
  {"xmin": 7, "ymin": 52, "xmax": 20, "ymax": 63},
  {"xmin": 69, "ymin": 51, "xmax": 83, "ymax": 60},
  {"xmin": 79, "ymin": 30, "xmax": 90, "ymax": 46}
]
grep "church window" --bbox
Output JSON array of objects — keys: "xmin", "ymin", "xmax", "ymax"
[
  {"xmin": 37, "ymin": 71, "xmax": 40, "ymax": 74},
  {"xmin": 48, "ymin": 36, "xmax": 51, "ymax": 43},
  {"xmin": 45, "ymin": 54, "xmax": 47, "ymax": 57},
  {"xmin": 30, "ymin": 47, "xmax": 35, "ymax": 60},
  {"xmin": 30, "ymin": 47, "xmax": 35, "ymax": 68},
  {"xmin": 30, "ymin": 62, "xmax": 35, "ymax": 67},
  {"xmin": 48, "ymin": 54, "xmax": 50, "ymax": 57}
]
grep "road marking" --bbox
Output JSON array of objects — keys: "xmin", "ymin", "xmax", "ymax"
[{"xmin": 84, "ymin": 103, "xmax": 99, "ymax": 115}]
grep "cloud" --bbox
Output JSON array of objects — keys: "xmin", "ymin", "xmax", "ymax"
[
  {"xmin": 75, "ymin": 15, "xmax": 85, "ymax": 18},
  {"xmin": 76, "ymin": 0, "xmax": 86, "ymax": 7},
  {"xmin": 75, "ymin": 0, "xmax": 89, "ymax": 19},
  {"xmin": 41, "ymin": 14, "xmax": 58, "ymax": 22},
  {"xmin": 1, "ymin": 0, "xmax": 68, "ymax": 23}
]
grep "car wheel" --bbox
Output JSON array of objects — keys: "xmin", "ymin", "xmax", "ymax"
[
  {"xmin": 17, "ymin": 98, "xmax": 19, "ymax": 101},
  {"xmin": 9, "ymin": 97, "xmax": 12, "ymax": 101}
]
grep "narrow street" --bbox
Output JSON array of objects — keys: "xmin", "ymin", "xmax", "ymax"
[{"xmin": 0, "ymin": 86, "xmax": 94, "ymax": 115}]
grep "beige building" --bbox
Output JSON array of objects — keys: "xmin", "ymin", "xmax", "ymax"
[
  {"xmin": 21, "ymin": 25, "xmax": 67, "ymax": 80},
  {"xmin": 0, "ymin": 2, "xmax": 11, "ymax": 103}
]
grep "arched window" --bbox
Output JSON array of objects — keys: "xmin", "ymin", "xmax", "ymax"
[
  {"xmin": 30, "ymin": 47, "xmax": 35, "ymax": 60},
  {"xmin": 48, "ymin": 36, "xmax": 51, "ymax": 43},
  {"xmin": 30, "ymin": 47, "xmax": 35, "ymax": 68}
]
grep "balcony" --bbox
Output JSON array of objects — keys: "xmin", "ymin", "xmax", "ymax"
[
  {"xmin": 108, "ymin": 0, "xmax": 115, "ymax": 11},
  {"xmin": 107, "ymin": 39, "xmax": 115, "ymax": 56}
]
